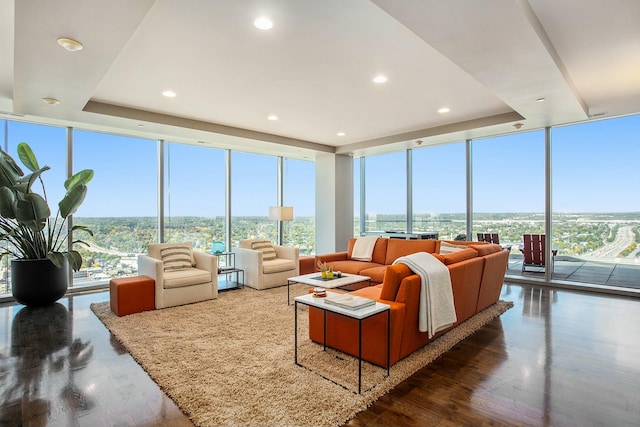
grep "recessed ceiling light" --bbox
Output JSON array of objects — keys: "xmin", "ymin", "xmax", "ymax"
[
  {"xmin": 337, "ymin": 132, "xmax": 346, "ymax": 136},
  {"xmin": 254, "ymin": 16, "xmax": 273, "ymax": 30},
  {"xmin": 267, "ymin": 114, "xmax": 279, "ymax": 121},
  {"xmin": 438, "ymin": 107, "xmax": 450, "ymax": 114},
  {"xmin": 137, "ymin": 124, "xmax": 145, "ymax": 128},
  {"xmin": 513, "ymin": 123, "xmax": 524, "ymax": 129},
  {"xmin": 57, "ymin": 37, "xmax": 83, "ymax": 52},
  {"xmin": 373, "ymin": 75, "xmax": 387, "ymax": 84},
  {"xmin": 536, "ymin": 97, "xmax": 546, "ymax": 103},
  {"xmin": 42, "ymin": 97, "xmax": 60, "ymax": 105},
  {"xmin": 162, "ymin": 90, "xmax": 176, "ymax": 98}
]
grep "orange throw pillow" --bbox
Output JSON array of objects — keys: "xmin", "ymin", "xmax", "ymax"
[{"xmin": 380, "ymin": 264, "xmax": 413, "ymax": 301}]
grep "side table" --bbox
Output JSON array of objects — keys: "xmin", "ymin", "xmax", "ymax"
[
  {"xmin": 216, "ymin": 252, "xmax": 244, "ymax": 291},
  {"xmin": 294, "ymin": 292, "xmax": 390, "ymax": 394}
]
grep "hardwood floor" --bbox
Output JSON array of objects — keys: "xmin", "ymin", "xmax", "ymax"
[{"xmin": 1, "ymin": 283, "xmax": 639, "ymax": 426}]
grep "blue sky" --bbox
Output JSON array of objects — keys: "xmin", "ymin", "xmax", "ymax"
[
  {"xmin": 3, "ymin": 113, "xmax": 639, "ymax": 217},
  {"xmin": 365, "ymin": 113, "xmax": 640, "ymax": 214}
]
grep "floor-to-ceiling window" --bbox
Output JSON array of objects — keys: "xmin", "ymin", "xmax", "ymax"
[
  {"xmin": 472, "ymin": 130, "xmax": 546, "ymax": 253},
  {"xmin": 354, "ymin": 157, "xmax": 361, "ymax": 236},
  {"xmin": 164, "ymin": 142, "xmax": 226, "ymax": 252},
  {"xmin": 1, "ymin": 121, "xmax": 66, "ymax": 295},
  {"xmin": 363, "ymin": 151, "xmax": 407, "ymax": 233},
  {"xmin": 412, "ymin": 142, "xmax": 466, "ymax": 239},
  {"xmin": 0, "ymin": 119, "xmax": 5, "ymax": 295},
  {"xmin": 73, "ymin": 130, "xmax": 157, "ymax": 285},
  {"xmin": 283, "ymin": 158, "xmax": 315, "ymax": 254},
  {"xmin": 552, "ymin": 115, "xmax": 640, "ymax": 286},
  {"xmin": 231, "ymin": 152, "xmax": 277, "ymax": 247}
]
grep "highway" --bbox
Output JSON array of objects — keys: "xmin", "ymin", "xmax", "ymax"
[{"xmin": 584, "ymin": 225, "xmax": 636, "ymax": 259}]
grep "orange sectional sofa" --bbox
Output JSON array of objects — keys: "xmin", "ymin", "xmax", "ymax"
[
  {"xmin": 308, "ymin": 240, "xmax": 509, "ymax": 368},
  {"xmin": 314, "ymin": 237, "xmax": 440, "ymax": 286}
]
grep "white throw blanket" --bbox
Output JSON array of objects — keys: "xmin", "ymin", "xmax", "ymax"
[
  {"xmin": 351, "ymin": 236, "xmax": 378, "ymax": 261},
  {"xmin": 393, "ymin": 252, "xmax": 457, "ymax": 338}
]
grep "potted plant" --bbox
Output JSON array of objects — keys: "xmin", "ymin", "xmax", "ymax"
[{"xmin": 0, "ymin": 142, "xmax": 94, "ymax": 306}]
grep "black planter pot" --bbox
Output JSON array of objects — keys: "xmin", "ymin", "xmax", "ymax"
[{"xmin": 11, "ymin": 258, "xmax": 69, "ymax": 307}]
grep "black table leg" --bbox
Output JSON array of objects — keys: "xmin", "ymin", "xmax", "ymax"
[
  {"xmin": 358, "ymin": 318, "xmax": 362, "ymax": 394},
  {"xmin": 294, "ymin": 300, "xmax": 299, "ymax": 365}
]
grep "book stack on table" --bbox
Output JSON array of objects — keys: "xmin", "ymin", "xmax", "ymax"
[{"xmin": 324, "ymin": 293, "xmax": 375, "ymax": 310}]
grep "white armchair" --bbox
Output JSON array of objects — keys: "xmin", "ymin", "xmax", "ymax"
[
  {"xmin": 138, "ymin": 242, "xmax": 218, "ymax": 309},
  {"xmin": 233, "ymin": 239, "xmax": 299, "ymax": 290}
]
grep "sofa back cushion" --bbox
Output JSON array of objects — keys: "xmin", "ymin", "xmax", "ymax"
[
  {"xmin": 347, "ymin": 237, "xmax": 388, "ymax": 265},
  {"xmin": 468, "ymin": 243, "xmax": 503, "ymax": 256},
  {"xmin": 385, "ymin": 239, "xmax": 439, "ymax": 265},
  {"xmin": 379, "ymin": 263, "xmax": 413, "ymax": 301},
  {"xmin": 438, "ymin": 247, "xmax": 479, "ymax": 265}
]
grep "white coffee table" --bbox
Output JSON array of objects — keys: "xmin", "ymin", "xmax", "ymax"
[
  {"xmin": 294, "ymin": 292, "xmax": 390, "ymax": 394},
  {"xmin": 287, "ymin": 272, "xmax": 371, "ymax": 305}
]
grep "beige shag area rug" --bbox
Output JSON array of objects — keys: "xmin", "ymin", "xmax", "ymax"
[{"xmin": 91, "ymin": 285, "xmax": 513, "ymax": 427}]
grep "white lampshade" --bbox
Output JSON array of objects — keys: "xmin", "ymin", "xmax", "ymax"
[{"xmin": 269, "ymin": 206, "xmax": 293, "ymax": 221}]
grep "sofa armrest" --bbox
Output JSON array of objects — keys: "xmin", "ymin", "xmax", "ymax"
[
  {"xmin": 274, "ymin": 245, "xmax": 299, "ymax": 262},
  {"xmin": 315, "ymin": 251, "xmax": 349, "ymax": 265},
  {"xmin": 194, "ymin": 251, "xmax": 218, "ymax": 279},
  {"xmin": 233, "ymin": 246, "xmax": 263, "ymax": 287},
  {"xmin": 138, "ymin": 254, "xmax": 162, "ymax": 281},
  {"xmin": 138, "ymin": 254, "xmax": 164, "ymax": 308},
  {"xmin": 193, "ymin": 251, "xmax": 218, "ymax": 298}
]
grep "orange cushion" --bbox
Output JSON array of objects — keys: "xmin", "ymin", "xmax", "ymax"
[
  {"xmin": 432, "ymin": 253, "xmax": 445, "ymax": 263},
  {"xmin": 347, "ymin": 238, "xmax": 389, "ymax": 265},
  {"xmin": 379, "ymin": 263, "xmax": 413, "ymax": 301},
  {"xmin": 359, "ymin": 265, "xmax": 387, "ymax": 284},
  {"xmin": 440, "ymin": 247, "xmax": 478, "ymax": 265},
  {"xmin": 468, "ymin": 243, "xmax": 502, "ymax": 256},
  {"xmin": 384, "ymin": 239, "xmax": 438, "ymax": 265}
]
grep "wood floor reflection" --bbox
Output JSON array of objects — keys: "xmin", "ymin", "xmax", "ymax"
[{"xmin": 1, "ymin": 284, "xmax": 639, "ymax": 427}]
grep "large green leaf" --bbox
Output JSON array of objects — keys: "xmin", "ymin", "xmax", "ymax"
[
  {"xmin": 0, "ymin": 187, "xmax": 17, "ymax": 218},
  {"xmin": 17, "ymin": 142, "xmax": 41, "ymax": 172},
  {"xmin": 15, "ymin": 193, "xmax": 50, "ymax": 231},
  {"xmin": 64, "ymin": 169, "xmax": 94, "ymax": 191},
  {"xmin": 71, "ymin": 224, "xmax": 94, "ymax": 237},
  {"xmin": 48, "ymin": 251, "xmax": 67, "ymax": 269},
  {"xmin": 59, "ymin": 184, "xmax": 87, "ymax": 218},
  {"xmin": 66, "ymin": 250, "xmax": 83, "ymax": 271},
  {"xmin": 13, "ymin": 166, "xmax": 50, "ymax": 194},
  {"xmin": 0, "ymin": 148, "xmax": 23, "ymax": 188}
]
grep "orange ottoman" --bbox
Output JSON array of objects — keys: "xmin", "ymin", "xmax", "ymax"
[
  {"xmin": 110, "ymin": 275, "xmax": 155, "ymax": 316},
  {"xmin": 299, "ymin": 256, "xmax": 316, "ymax": 275}
]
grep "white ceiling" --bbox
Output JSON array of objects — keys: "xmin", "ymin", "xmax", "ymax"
[{"xmin": 2, "ymin": 0, "xmax": 639, "ymax": 159}]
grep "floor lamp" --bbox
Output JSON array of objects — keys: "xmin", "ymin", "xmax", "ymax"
[{"xmin": 269, "ymin": 206, "xmax": 293, "ymax": 245}]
